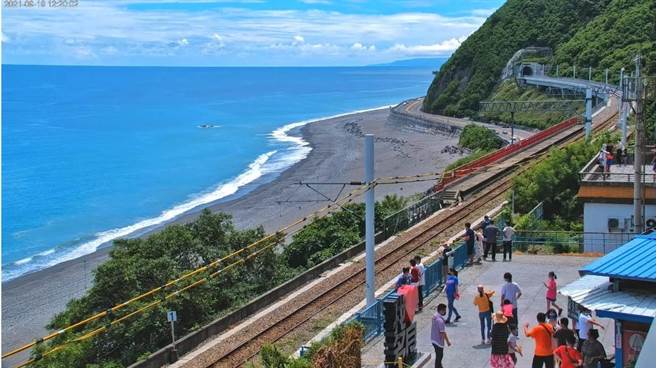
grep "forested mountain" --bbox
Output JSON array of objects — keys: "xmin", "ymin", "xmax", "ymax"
[{"xmin": 423, "ymin": 0, "xmax": 655, "ymax": 119}]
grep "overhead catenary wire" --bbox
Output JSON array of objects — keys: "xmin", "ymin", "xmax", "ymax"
[
  {"xmin": 2, "ymin": 181, "xmax": 375, "ymax": 362},
  {"xmin": 3, "ymin": 160, "xmax": 535, "ymax": 366},
  {"xmin": 2, "ymin": 166, "xmax": 492, "ymax": 363}
]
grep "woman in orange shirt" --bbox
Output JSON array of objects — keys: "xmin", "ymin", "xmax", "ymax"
[{"xmin": 473, "ymin": 285, "xmax": 495, "ymax": 344}]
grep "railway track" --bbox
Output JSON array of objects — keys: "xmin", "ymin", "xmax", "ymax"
[{"xmin": 187, "ymin": 108, "xmax": 618, "ymax": 368}]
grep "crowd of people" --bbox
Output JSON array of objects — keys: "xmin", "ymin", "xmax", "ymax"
[
  {"xmin": 427, "ymin": 267, "xmax": 613, "ymax": 368},
  {"xmin": 393, "ymin": 219, "xmax": 614, "ymax": 368}
]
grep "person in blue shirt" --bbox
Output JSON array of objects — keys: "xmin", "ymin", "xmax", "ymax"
[
  {"xmin": 445, "ymin": 268, "xmax": 462, "ymax": 323},
  {"xmin": 396, "ymin": 267, "xmax": 412, "ymax": 290}
]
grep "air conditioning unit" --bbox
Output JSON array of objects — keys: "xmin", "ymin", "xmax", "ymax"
[
  {"xmin": 647, "ymin": 218, "xmax": 656, "ymax": 229},
  {"xmin": 608, "ymin": 218, "xmax": 620, "ymax": 232}
]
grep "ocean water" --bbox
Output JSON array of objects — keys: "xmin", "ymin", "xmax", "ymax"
[{"xmin": 2, "ymin": 65, "xmax": 437, "ymax": 281}]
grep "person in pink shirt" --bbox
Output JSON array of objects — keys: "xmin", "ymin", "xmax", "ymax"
[
  {"xmin": 544, "ymin": 271, "xmax": 563, "ymax": 315},
  {"xmin": 502, "ymin": 299, "xmax": 515, "ymax": 329}
]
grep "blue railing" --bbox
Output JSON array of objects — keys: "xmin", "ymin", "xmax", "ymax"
[{"xmin": 353, "ymin": 243, "xmax": 468, "ymax": 342}]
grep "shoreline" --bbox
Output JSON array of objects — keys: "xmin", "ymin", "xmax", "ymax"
[
  {"xmin": 2, "ymin": 105, "xmax": 396, "ymax": 283},
  {"xmin": 2, "ymin": 103, "xmax": 464, "ymax": 360}
]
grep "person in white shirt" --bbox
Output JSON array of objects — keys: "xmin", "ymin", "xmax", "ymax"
[
  {"xmin": 576, "ymin": 306, "xmax": 605, "ymax": 351},
  {"xmin": 414, "ymin": 255, "xmax": 426, "ymax": 311},
  {"xmin": 502, "ymin": 224, "xmax": 515, "ymax": 262}
]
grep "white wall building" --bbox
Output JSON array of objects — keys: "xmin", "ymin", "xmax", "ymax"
[{"xmin": 578, "ymin": 154, "xmax": 656, "ymax": 253}]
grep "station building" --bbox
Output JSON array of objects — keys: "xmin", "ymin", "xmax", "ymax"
[
  {"xmin": 560, "ymin": 233, "xmax": 656, "ymax": 368},
  {"xmin": 577, "ymin": 152, "xmax": 656, "ymax": 253}
]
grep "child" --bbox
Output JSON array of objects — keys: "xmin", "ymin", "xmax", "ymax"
[
  {"xmin": 507, "ymin": 325, "xmax": 523, "ymax": 365},
  {"xmin": 502, "ymin": 299, "xmax": 515, "ymax": 329},
  {"xmin": 544, "ymin": 271, "xmax": 563, "ymax": 315}
]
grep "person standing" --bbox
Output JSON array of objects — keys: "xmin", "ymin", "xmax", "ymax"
[
  {"xmin": 396, "ymin": 267, "xmax": 412, "ymax": 290},
  {"xmin": 581, "ymin": 329, "xmax": 606, "ymax": 368},
  {"xmin": 445, "ymin": 268, "xmax": 461, "ymax": 323},
  {"xmin": 501, "ymin": 272, "xmax": 522, "ymax": 326},
  {"xmin": 489, "ymin": 311, "xmax": 514, "ymax": 368},
  {"xmin": 508, "ymin": 325, "xmax": 523, "ymax": 365},
  {"xmin": 473, "ymin": 285, "xmax": 495, "ymax": 344},
  {"xmin": 482, "ymin": 215, "xmax": 491, "ymax": 230},
  {"xmin": 544, "ymin": 271, "xmax": 563, "ymax": 315},
  {"xmin": 554, "ymin": 335, "xmax": 583, "ymax": 368},
  {"xmin": 484, "ymin": 220, "xmax": 500, "ymax": 261},
  {"xmin": 464, "ymin": 222, "xmax": 476, "ymax": 265},
  {"xmin": 441, "ymin": 243, "xmax": 451, "ymax": 284},
  {"xmin": 414, "ymin": 255, "xmax": 426, "ymax": 311},
  {"xmin": 431, "ymin": 303, "xmax": 451, "ymax": 368},
  {"xmin": 524, "ymin": 312, "xmax": 555, "ymax": 368},
  {"xmin": 576, "ymin": 307, "xmax": 605, "ymax": 351},
  {"xmin": 502, "ymin": 223, "xmax": 515, "ymax": 262},
  {"xmin": 475, "ymin": 228, "xmax": 485, "ymax": 264},
  {"xmin": 554, "ymin": 318, "xmax": 576, "ymax": 348}
]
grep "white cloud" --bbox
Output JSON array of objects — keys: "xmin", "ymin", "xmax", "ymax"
[
  {"xmin": 212, "ymin": 33, "xmax": 225, "ymax": 47},
  {"xmin": 389, "ymin": 36, "xmax": 468, "ymax": 56},
  {"xmin": 1, "ymin": 2, "xmax": 490, "ymax": 65},
  {"xmin": 351, "ymin": 42, "xmax": 375, "ymax": 52},
  {"xmin": 470, "ymin": 8, "xmax": 497, "ymax": 17}
]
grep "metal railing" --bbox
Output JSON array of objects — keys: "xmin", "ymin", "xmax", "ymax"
[
  {"xmin": 579, "ymin": 171, "xmax": 656, "ymax": 184},
  {"xmin": 381, "ymin": 193, "xmax": 443, "ymax": 239},
  {"xmin": 506, "ymin": 230, "xmax": 638, "ymax": 254},
  {"xmin": 352, "ymin": 242, "xmax": 469, "ymax": 342},
  {"xmin": 435, "ymin": 116, "xmax": 580, "ymax": 191}
]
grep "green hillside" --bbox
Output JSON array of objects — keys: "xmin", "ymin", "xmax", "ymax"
[{"xmin": 423, "ymin": 0, "xmax": 655, "ymax": 121}]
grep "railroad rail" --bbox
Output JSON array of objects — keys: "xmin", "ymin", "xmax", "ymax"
[{"xmin": 173, "ymin": 105, "xmax": 619, "ymax": 368}]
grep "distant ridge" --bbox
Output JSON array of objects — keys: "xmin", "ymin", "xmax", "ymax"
[{"xmin": 371, "ymin": 57, "xmax": 447, "ymax": 68}]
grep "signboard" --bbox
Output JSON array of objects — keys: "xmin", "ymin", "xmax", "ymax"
[{"xmin": 167, "ymin": 310, "xmax": 177, "ymax": 322}]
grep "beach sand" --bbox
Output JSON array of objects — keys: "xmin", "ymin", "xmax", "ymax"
[{"xmin": 2, "ymin": 106, "xmax": 463, "ymax": 363}]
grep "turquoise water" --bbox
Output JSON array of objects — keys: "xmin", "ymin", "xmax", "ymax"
[{"xmin": 2, "ymin": 65, "xmax": 438, "ymax": 281}]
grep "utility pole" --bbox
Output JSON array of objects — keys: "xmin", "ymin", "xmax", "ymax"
[
  {"xmin": 556, "ymin": 64, "xmax": 559, "ymax": 78},
  {"xmin": 589, "ymin": 66, "xmax": 592, "ymax": 81},
  {"xmin": 510, "ymin": 111, "xmax": 515, "ymax": 144},
  {"xmin": 364, "ymin": 134, "xmax": 376, "ymax": 306},
  {"xmin": 633, "ymin": 55, "xmax": 644, "ymax": 233},
  {"xmin": 573, "ymin": 65, "xmax": 577, "ymax": 79},
  {"xmin": 619, "ymin": 68, "xmax": 627, "ymax": 147},
  {"xmin": 585, "ymin": 88, "xmax": 592, "ymax": 140},
  {"xmin": 605, "ymin": 68, "xmax": 609, "ymax": 85}
]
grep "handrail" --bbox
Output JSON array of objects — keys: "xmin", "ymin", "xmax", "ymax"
[{"xmin": 435, "ymin": 116, "xmax": 580, "ymax": 191}]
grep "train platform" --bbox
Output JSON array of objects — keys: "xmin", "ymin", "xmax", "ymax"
[{"xmin": 361, "ymin": 254, "xmax": 615, "ymax": 368}]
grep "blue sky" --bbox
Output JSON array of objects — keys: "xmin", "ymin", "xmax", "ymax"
[{"xmin": 2, "ymin": 0, "xmax": 505, "ymax": 66}]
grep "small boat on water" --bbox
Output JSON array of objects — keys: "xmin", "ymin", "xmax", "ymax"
[{"xmin": 198, "ymin": 124, "xmax": 220, "ymax": 129}]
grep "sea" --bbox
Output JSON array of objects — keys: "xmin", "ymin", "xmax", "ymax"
[{"xmin": 2, "ymin": 64, "xmax": 439, "ymax": 281}]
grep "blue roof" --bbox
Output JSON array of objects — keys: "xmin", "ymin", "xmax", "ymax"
[{"xmin": 580, "ymin": 233, "xmax": 656, "ymax": 282}]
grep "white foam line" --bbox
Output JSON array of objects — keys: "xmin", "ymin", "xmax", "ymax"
[{"xmin": 4, "ymin": 104, "xmax": 394, "ymax": 281}]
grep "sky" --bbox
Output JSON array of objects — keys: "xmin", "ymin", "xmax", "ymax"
[{"xmin": 1, "ymin": 0, "xmax": 505, "ymax": 66}]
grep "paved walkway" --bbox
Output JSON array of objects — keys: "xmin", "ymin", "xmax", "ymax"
[{"xmin": 362, "ymin": 254, "xmax": 615, "ymax": 368}]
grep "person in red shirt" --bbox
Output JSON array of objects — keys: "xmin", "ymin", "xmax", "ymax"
[
  {"xmin": 524, "ymin": 312, "xmax": 555, "ymax": 368},
  {"xmin": 554, "ymin": 335, "xmax": 583, "ymax": 368}
]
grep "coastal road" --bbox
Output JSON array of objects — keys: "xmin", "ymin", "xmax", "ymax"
[{"xmin": 397, "ymin": 97, "xmax": 535, "ymax": 142}]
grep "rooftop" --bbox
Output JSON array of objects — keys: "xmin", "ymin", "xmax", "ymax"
[
  {"xmin": 560, "ymin": 275, "xmax": 656, "ymax": 323},
  {"xmin": 580, "ymin": 163, "xmax": 656, "ymax": 184},
  {"xmin": 580, "ymin": 233, "xmax": 656, "ymax": 282}
]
